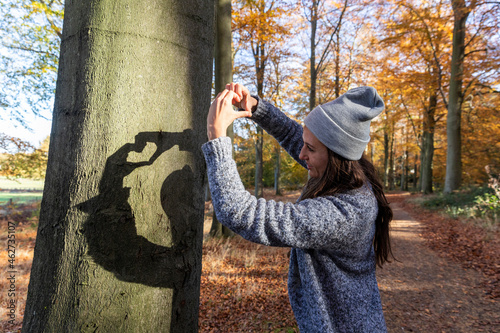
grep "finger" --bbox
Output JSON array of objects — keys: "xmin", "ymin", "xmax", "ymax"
[
  {"xmin": 226, "ymin": 82, "xmax": 243, "ymax": 97},
  {"xmin": 227, "ymin": 91, "xmax": 241, "ymax": 108},
  {"xmin": 225, "ymin": 83, "xmax": 242, "ymax": 104},
  {"xmin": 233, "ymin": 110, "xmax": 253, "ymax": 119},
  {"xmin": 211, "ymin": 91, "xmax": 223, "ymax": 104},
  {"xmin": 232, "ymin": 92, "xmax": 241, "ymax": 103},
  {"xmin": 216, "ymin": 90, "xmax": 236, "ymax": 111},
  {"xmin": 235, "ymin": 83, "xmax": 247, "ymax": 96},
  {"xmin": 215, "ymin": 89, "xmax": 232, "ymax": 104}
]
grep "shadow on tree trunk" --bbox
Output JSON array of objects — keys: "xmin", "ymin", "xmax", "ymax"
[{"xmin": 78, "ymin": 130, "xmax": 200, "ymax": 331}]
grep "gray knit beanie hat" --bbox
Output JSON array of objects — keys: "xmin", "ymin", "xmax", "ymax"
[{"xmin": 304, "ymin": 86, "xmax": 384, "ymax": 160}]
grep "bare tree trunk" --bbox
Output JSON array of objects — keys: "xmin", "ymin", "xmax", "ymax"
[
  {"xmin": 274, "ymin": 144, "xmax": 281, "ymax": 195},
  {"xmin": 254, "ymin": 40, "xmax": 265, "ymax": 198},
  {"xmin": 421, "ymin": 131, "xmax": 435, "ymax": 194},
  {"xmin": 22, "ymin": 1, "xmax": 214, "ymax": 332},
  {"xmin": 307, "ymin": 0, "xmax": 348, "ymax": 109},
  {"xmin": 405, "ymin": 150, "xmax": 409, "ymax": 191},
  {"xmin": 251, "ymin": 1, "xmax": 266, "ymax": 199},
  {"xmin": 400, "ymin": 149, "xmax": 408, "ymax": 191},
  {"xmin": 383, "ymin": 132, "xmax": 390, "ymax": 188},
  {"xmin": 255, "ymin": 126, "xmax": 264, "ymax": 198},
  {"xmin": 444, "ymin": 0, "xmax": 473, "ymax": 193},
  {"xmin": 334, "ymin": 25, "xmax": 341, "ymax": 98},
  {"xmin": 389, "ymin": 131, "xmax": 395, "ymax": 190},
  {"xmin": 414, "ymin": 154, "xmax": 419, "ymax": 190},
  {"xmin": 309, "ymin": 0, "xmax": 318, "ymax": 110},
  {"xmin": 210, "ymin": 0, "xmax": 234, "ymax": 238},
  {"xmin": 421, "ymin": 94, "xmax": 437, "ymax": 194}
]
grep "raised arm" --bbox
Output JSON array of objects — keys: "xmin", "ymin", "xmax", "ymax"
[{"xmin": 226, "ymin": 83, "xmax": 306, "ymax": 168}]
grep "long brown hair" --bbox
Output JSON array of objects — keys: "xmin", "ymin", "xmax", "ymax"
[{"xmin": 300, "ymin": 149, "xmax": 394, "ymax": 268}]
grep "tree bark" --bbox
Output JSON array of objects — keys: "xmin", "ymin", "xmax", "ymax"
[
  {"xmin": 251, "ymin": 1, "xmax": 266, "ymax": 199},
  {"xmin": 274, "ymin": 144, "xmax": 281, "ymax": 195},
  {"xmin": 383, "ymin": 132, "xmax": 389, "ymax": 188},
  {"xmin": 400, "ymin": 149, "xmax": 408, "ymax": 191},
  {"xmin": 421, "ymin": 94, "xmax": 438, "ymax": 194},
  {"xmin": 444, "ymin": 0, "xmax": 472, "ymax": 193},
  {"xmin": 389, "ymin": 131, "xmax": 395, "ymax": 190},
  {"xmin": 254, "ymin": 41, "xmax": 265, "ymax": 198},
  {"xmin": 210, "ymin": 0, "xmax": 234, "ymax": 238},
  {"xmin": 255, "ymin": 126, "xmax": 264, "ymax": 198},
  {"xmin": 334, "ymin": 24, "xmax": 341, "ymax": 99},
  {"xmin": 414, "ymin": 154, "xmax": 419, "ymax": 190},
  {"xmin": 22, "ymin": 1, "xmax": 214, "ymax": 332},
  {"xmin": 309, "ymin": 0, "xmax": 318, "ymax": 110}
]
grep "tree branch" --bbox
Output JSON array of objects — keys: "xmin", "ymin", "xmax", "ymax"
[
  {"xmin": 315, "ymin": 0, "xmax": 348, "ymax": 73},
  {"xmin": 400, "ymin": 3, "xmax": 448, "ymax": 110},
  {"xmin": 1, "ymin": 43, "xmax": 58, "ymax": 58},
  {"xmin": 38, "ymin": 0, "xmax": 63, "ymax": 39}
]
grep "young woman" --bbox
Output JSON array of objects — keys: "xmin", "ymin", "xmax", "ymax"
[{"xmin": 202, "ymin": 83, "xmax": 393, "ymax": 332}]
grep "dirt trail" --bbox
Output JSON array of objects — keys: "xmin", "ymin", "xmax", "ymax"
[{"xmin": 377, "ymin": 200, "xmax": 499, "ymax": 332}]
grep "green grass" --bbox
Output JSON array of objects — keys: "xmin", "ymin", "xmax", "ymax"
[
  {"xmin": 418, "ymin": 186, "xmax": 492, "ymax": 209},
  {"xmin": 0, "ymin": 191, "xmax": 43, "ymax": 204},
  {"xmin": 0, "ymin": 177, "xmax": 44, "ymax": 204},
  {"xmin": 411, "ymin": 186, "xmax": 499, "ymax": 231}
]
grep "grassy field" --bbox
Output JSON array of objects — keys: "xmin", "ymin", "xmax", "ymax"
[
  {"xmin": 0, "ymin": 177, "xmax": 43, "ymax": 204},
  {"xmin": 0, "ymin": 192, "xmax": 42, "ymax": 205}
]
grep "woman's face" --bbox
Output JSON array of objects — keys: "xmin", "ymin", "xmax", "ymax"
[{"xmin": 299, "ymin": 126, "xmax": 329, "ymax": 178}]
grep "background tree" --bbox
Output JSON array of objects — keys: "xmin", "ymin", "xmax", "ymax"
[
  {"xmin": 374, "ymin": 0, "xmax": 451, "ymax": 193},
  {"xmin": 262, "ymin": 31, "xmax": 297, "ymax": 195},
  {"xmin": 22, "ymin": 0, "xmax": 214, "ymax": 331},
  {"xmin": 210, "ymin": 0, "xmax": 235, "ymax": 238},
  {"xmin": 0, "ymin": 0, "xmax": 62, "ymax": 127},
  {"xmin": 443, "ymin": 0, "xmax": 471, "ymax": 193},
  {"xmin": 302, "ymin": 0, "xmax": 349, "ymax": 110},
  {"xmin": 232, "ymin": 0, "xmax": 292, "ymax": 198},
  {"xmin": 443, "ymin": 0, "xmax": 480, "ymax": 193},
  {"xmin": 0, "ymin": 135, "xmax": 49, "ymax": 180}
]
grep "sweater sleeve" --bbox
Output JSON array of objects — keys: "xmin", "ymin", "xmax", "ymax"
[
  {"xmin": 250, "ymin": 97, "xmax": 306, "ymax": 169},
  {"xmin": 202, "ymin": 137, "xmax": 378, "ymax": 253}
]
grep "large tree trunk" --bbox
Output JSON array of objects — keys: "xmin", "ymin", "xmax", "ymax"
[
  {"xmin": 444, "ymin": 0, "xmax": 471, "ymax": 193},
  {"xmin": 22, "ymin": 1, "xmax": 214, "ymax": 332},
  {"xmin": 210, "ymin": 0, "xmax": 234, "ymax": 238}
]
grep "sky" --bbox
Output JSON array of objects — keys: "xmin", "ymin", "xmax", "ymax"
[
  {"xmin": 2, "ymin": 113, "xmax": 52, "ymax": 148},
  {"xmin": 0, "ymin": 0, "xmax": 57, "ymax": 150}
]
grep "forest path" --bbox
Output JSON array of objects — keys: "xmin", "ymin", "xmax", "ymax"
[{"xmin": 378, "ymin": 196, "xmax": 499, "ymax": 332}]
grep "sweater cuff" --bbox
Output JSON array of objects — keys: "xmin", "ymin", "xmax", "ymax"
[
  {"xmin": 250, "ymin": 96, "xmax": 272, "ymax": 124},
  {"xmin": 202, "ymin": 136, "xmax": 233, "ymax": 165}
]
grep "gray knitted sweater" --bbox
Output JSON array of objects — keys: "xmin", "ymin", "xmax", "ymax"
[{"xmin": 202, "ymin": 98, "xmax": 387, "ymax": 332}]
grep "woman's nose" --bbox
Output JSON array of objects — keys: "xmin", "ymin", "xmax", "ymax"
[{"xmin": 299, "ymin": 146, "xmax": 306, "ymax": 160}]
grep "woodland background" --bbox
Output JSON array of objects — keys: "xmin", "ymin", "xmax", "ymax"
[{"xmin": 1, "ymin": 0, "xmax": 499, "ymax": 195}]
